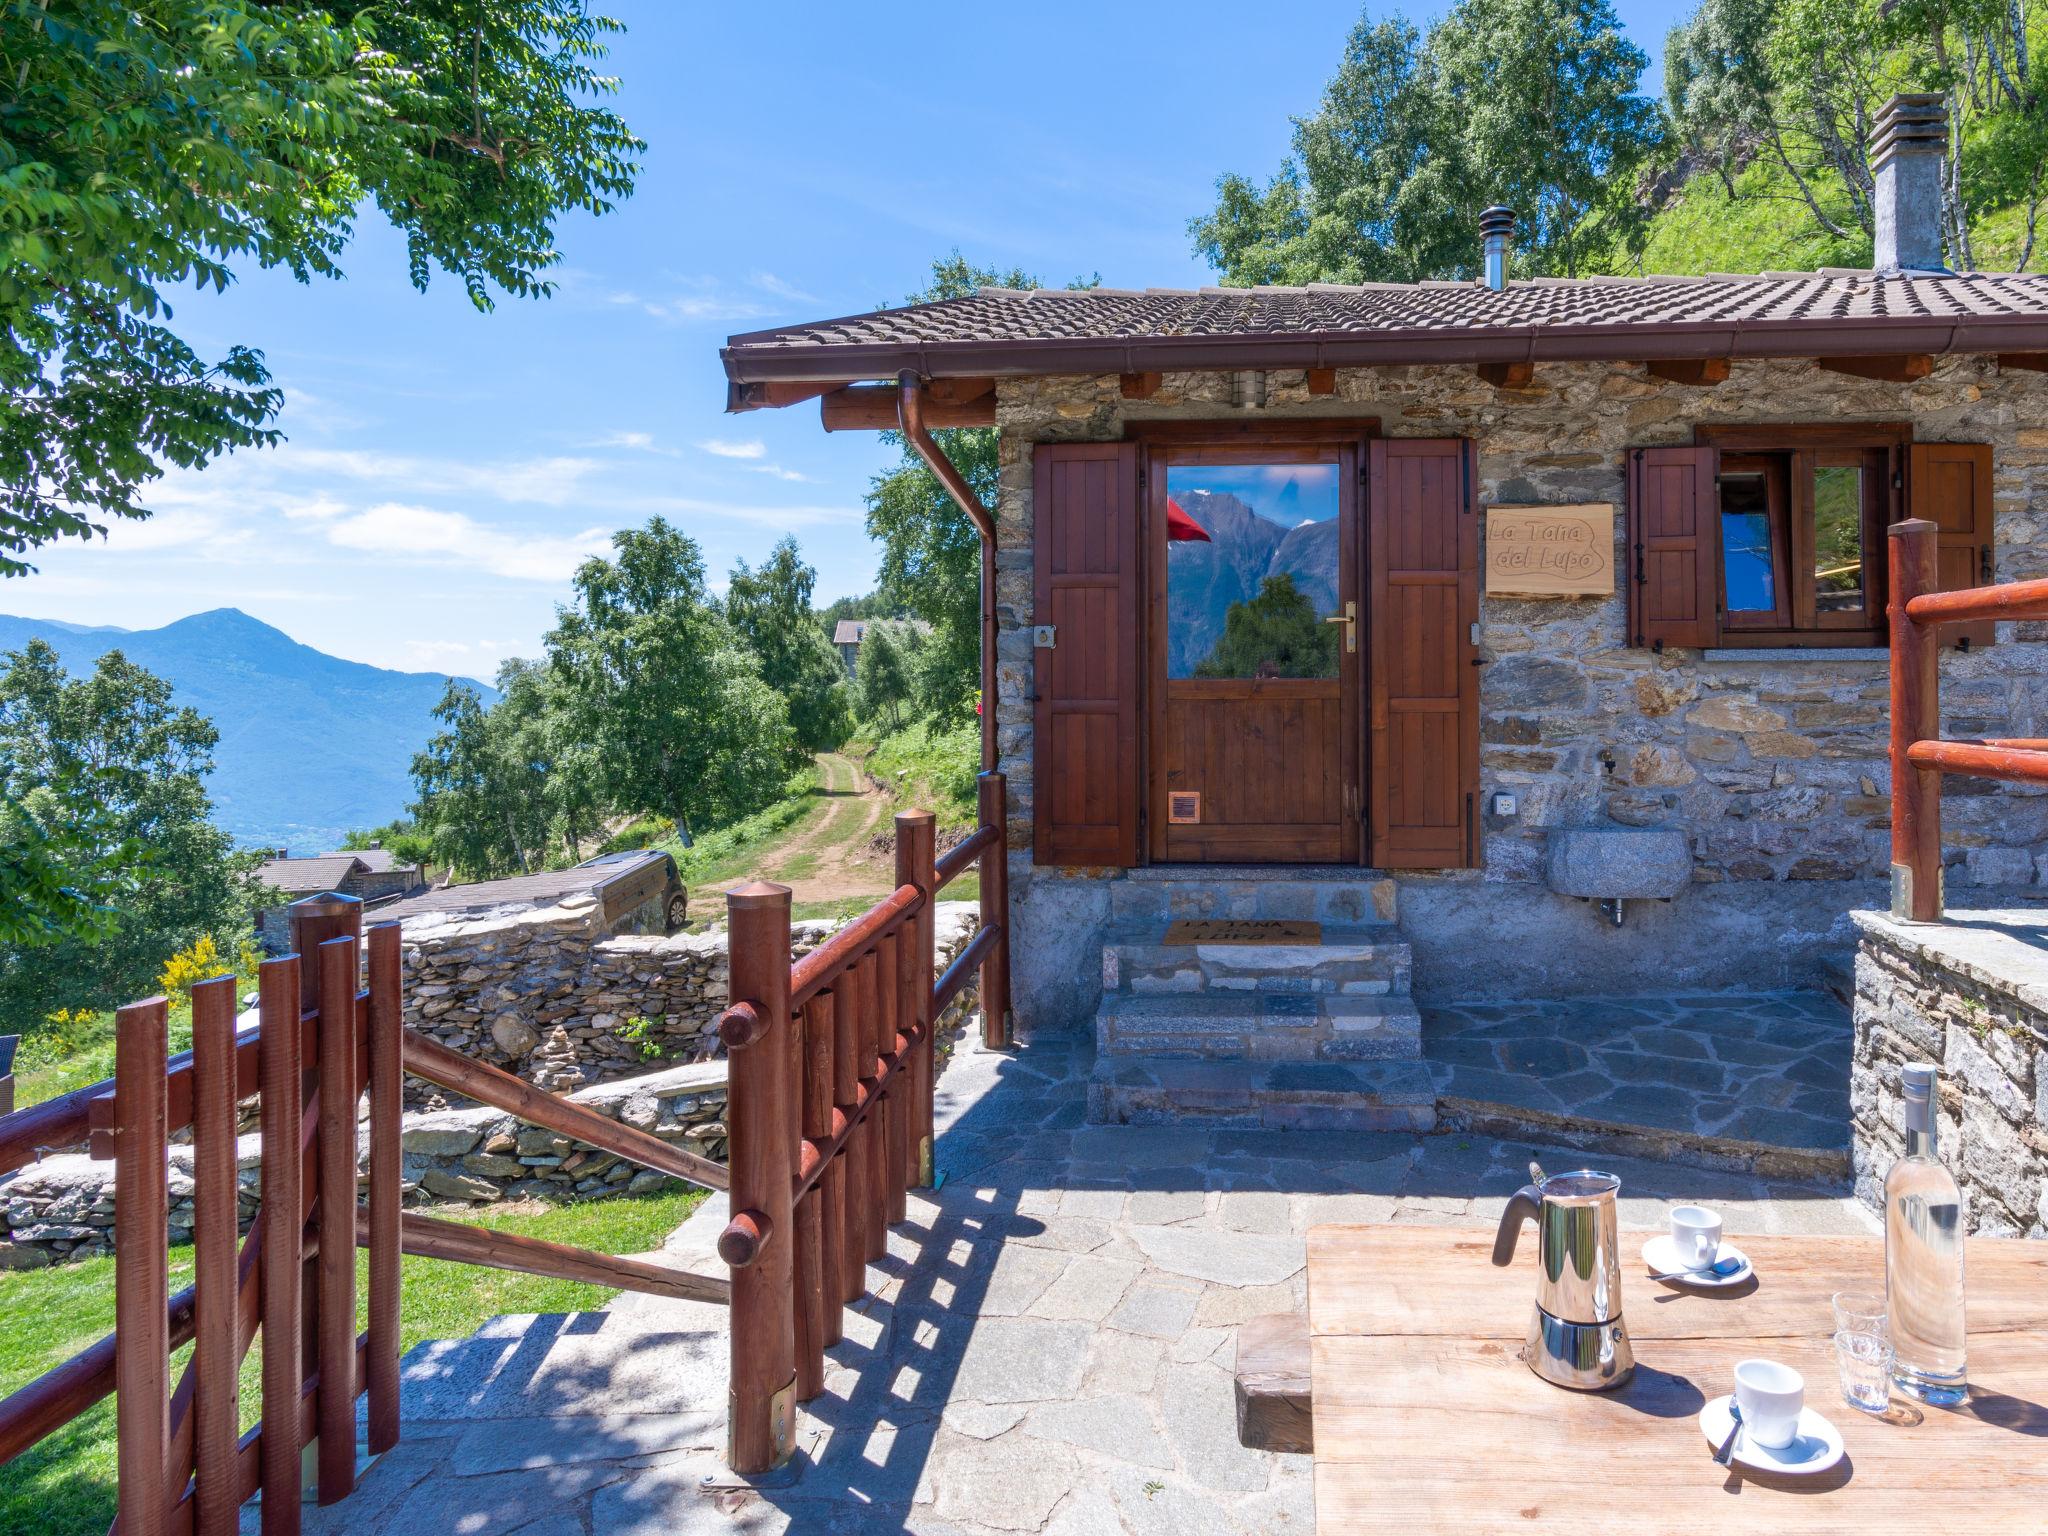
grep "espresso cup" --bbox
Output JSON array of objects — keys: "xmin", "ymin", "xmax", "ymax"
[
  {"xmin": 1669, "ymin": 1204, "xmax": 1723, "ymax": 1272},
  {"xmin": 1733, "ymin": 1358, "xmax": 1805, "ymax": 1450}
]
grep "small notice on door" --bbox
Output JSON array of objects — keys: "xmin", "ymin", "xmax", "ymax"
[{"xmin": 1484, "ymin": 504, "xmax": 1615, "ymax": 597}]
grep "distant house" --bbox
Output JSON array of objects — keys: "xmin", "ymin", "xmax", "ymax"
[
  {"xmin": 831, "ymin": 618, "xmax": 867, "ymax": 676},
  {"xmin": 252, "ymin": 847, "xmax": 427, "ymax": 951}
]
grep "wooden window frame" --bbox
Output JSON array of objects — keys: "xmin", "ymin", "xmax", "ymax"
[{"xmin": 1694, "ymin": 423, "xmax": 1906, "ymax": 649}]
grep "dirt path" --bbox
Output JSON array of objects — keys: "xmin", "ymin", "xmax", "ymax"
[{"xmin": 761, "ymin": 752, "xmax": 893, "ymax": 906}]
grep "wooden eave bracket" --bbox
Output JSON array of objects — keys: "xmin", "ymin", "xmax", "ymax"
[
  {"xmin": 1644, "ymin": 358, "xmax": 1731, "ymax": 386},
  {"xmin": 1305, "ymin": 367, "xmax": 1338, "ymax": 396},
  {"xmin": 1997, "ymin": 353, "xmax": 2048, "ymax": 374},
  {"xmin": 1476, "ymin": 361, "xmax": 1534, "ymax": 389},
  {"xmin": 821, "ymin": 380, "xmax": 996, "ymax": 432},
  {"xmin": 729, "ymin": 379, "xmax": 843, "ymax": 412},
  {"xmin": 1119, "ymin": 371, "xmax": 1162, "ymax": 400},
  {"xmin": 1817, "ymin": 354, "xmax": 1934, "ymax": 382}
]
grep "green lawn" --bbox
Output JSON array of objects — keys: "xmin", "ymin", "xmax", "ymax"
[
  {"xmin": 0, "ymin": 1187, "xmax": 705, "ymax": 1536},
  {"xmin": 8, "ymin": 1000, "xmax": 198, "ymax": 1113}
]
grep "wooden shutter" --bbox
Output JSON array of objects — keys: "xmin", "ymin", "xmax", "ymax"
[
  {"xmin": 1368, "ymin": 438, "xmax": 1479, "ymax": 869},
  {"xmin": 1909, "ymin": 443, "xmax": 1996, "ymax": 650},
  {"xmin": 1626, "ymin": 446, "xmax": 1718, "ymax": 650},
  {"xmin": 1032, "ymin": 442, "xmax": 1141, "ymax": 866}
]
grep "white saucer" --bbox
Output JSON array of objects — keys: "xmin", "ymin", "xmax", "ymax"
[
  {"xmin": 1643, "ymin": 1235, "xmax": 1753, "ymax": 1287},
  {"xmin": 1699, "ymin": 1394, "xmax": 1846, "ymax": 1476}
]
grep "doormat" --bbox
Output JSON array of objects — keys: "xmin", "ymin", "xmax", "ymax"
[{"xmin": 1163, "ymin": 919, "xmax": 1322, "ymax": 945}]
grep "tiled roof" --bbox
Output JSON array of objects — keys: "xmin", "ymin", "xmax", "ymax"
[
  {"xmin": 832, "ymin": 619, "xmax": 867, "ymax": 645},
  {"xmin": 722, "ymin": 272, "xmax": 2048, "ymax": 382},
  {"xmin": 255, "ymin": 855, "xmax": 366, "ymax": 893}
]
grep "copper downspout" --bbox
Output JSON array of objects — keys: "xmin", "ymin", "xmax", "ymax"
[{"xmin": 897, "ymin": 371, "xmax": 998, "ymax": 772}]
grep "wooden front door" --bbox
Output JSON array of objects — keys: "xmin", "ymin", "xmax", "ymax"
[{"xmin": 1147, "ymin": 442, "xmax": 1362, "ymax": 862}]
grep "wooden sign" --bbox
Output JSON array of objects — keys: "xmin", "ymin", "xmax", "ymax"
[{"xmin": 1484, "ymin": 504, "xmax": 1614, "ymax": 596}]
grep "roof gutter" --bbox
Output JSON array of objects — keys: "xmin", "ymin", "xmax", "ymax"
[{"xmin": 897, "ymin": 371, "xmax": 998, "ymax": 772}]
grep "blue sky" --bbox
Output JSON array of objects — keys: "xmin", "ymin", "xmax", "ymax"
[{"xmin": 9, "ymin": 0, "xmax": 1687, "ymax": 678}]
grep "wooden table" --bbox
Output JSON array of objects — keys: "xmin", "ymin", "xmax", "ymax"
[{"xmin": 1307, "ymin": 1225, "xmax": 2048, "ymax": 1534}]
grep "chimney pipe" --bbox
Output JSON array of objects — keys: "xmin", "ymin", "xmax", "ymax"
[
  {"xmin": 1871, "ymin": 93, "xmax": 1949, "ymax": 273},
  {"xmin": 1479, "ymin": 207, "xmax": 1515, "ymax": 291}
]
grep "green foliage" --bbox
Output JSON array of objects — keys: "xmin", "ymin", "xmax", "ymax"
[
  {"xmin": 1193, "ymin": 574, "xmax": 1342, "ymax": 679},
  {"xmin": 864, "ymin": 254, "xmax": 1098, "ymax": 726},
  {"xmin": 1192, "ymin": 0, "xmax": 1663, "ymax": 282},
  {"xmin": 662, "ymin": 764, "xmax": 818, "ymax": 891},
  {"xmin": 338, "ymin": 819, "xmax": 435, "ymax": 871},
  {"xmin": 815, "ymin": 590, "xmax": 882, "ymax": 636},
  {"xmin": 853, "ymin": 618, "xmax": 916, "ymax": 731},
  {"xmin": 1659, "ymin": 0, "xmax": 2047, "ymax": 269},
  {"xmin": 0, "ymin": 1, "xmax": 642, "ymax": 576},
  {"xmin": 545, "ymin": 518, "xmax": 792, "ymax": 840},
  {"xmin": 0, "ymin": 1186, "xmax": 704, "ymax": 1536},
  {"xmin": 725, "ymin": 536, "xmax": 853, "ymax": 755},
  {"xmin": 0, "ymin": 641, "xmax": 253, "ymax": 1031},
  {"xmin": 862, "ymin": 717, "xmax": 980, "ymax": 827},
  {"xmin": 613, "ymin": 1014, "xmax": 663, "ymax": 1060}
]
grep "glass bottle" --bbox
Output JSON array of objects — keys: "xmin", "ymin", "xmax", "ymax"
[{"xmin": 1884, "ymin": 1062, "xmax": 1968, "ymax": 1404}]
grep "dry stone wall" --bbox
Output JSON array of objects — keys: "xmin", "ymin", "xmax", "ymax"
[
  {"xmin": 1, "ymin": 901, "xmax": 985, "ymax": 1265},
  {"xmin": 990, "ymin": 361, "xmax": 2048, "ymax": 1017},
  {"xmin": 1851, "ymin": 908, "xmax": 2048, "ymax": 1236}
]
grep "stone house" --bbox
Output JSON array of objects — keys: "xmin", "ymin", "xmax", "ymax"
[
  {"xmin": 251, "ymin": 849, "xmax": 426, "ymax": 952},
  {"xmin": 719, "ymin": 96, "xmax": 2048, "ymax": 1127}
]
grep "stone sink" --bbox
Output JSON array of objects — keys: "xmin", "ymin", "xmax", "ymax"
[{"xmin": 1545, "ymin": 828, "xmax": 1692, "ymax": 900}]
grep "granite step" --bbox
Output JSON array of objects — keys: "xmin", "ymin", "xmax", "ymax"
[
  {"xmin": 1109, "ymin": 868, "xmax": 1400, "ymax": 926},
  {"xmin": 1094, "ymin": 993, "xmax": 1422, "ymax": 1062},
  {"xmin": 1101, "ymin": 925, "xmax": 1411, "ymax": 998},
  {"xmin": 1086, "ymin": 1055, "xmax": 1437, "ymax": 1132}
]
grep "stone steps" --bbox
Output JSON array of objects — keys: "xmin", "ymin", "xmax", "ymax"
[
  {"xmin": 1109, "ymin": 868, "xmax": 1400, "ymax": 927},
  {"xmin": 1096, "ymin": 993, "xmax": 1422, "ymax": 1062},
  {"xmin": 1101, "ymin": 925, "xmax": 1410, "ymax": 998},
  {"xmin": 1086, "ymin": 1056, "xmax": 1437, "ymax": 1131}
]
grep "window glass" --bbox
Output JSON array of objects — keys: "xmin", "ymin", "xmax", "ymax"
[
  {"xmin": 1812, "ymin": 463, "xmax": 1865, "ymax": 614},
  {"xmin": 1718, "ymin": 472, "xmax": 1777, "ymax": 613},
  {"xmin": 1164, "ymin": 463, "xmax": 1340, "ymax": 679}
]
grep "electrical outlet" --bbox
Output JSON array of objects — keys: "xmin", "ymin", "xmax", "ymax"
[{"xmin": 1491, "ymin": 792, "xmax": 1518, "ymax": 817}]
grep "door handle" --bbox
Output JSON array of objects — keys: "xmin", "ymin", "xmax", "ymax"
[{"xmin": 1324, "ymin": 601, "xmax": 1357, "ymax": 653}]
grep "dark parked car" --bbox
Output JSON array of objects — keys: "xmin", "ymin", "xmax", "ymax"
[{"xmin": 576, "ymin": 849, "xmax": 690, "ymax": 932}]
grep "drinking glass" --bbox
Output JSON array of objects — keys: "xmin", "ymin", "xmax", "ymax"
[
  {"xmin": 1830, "ymin": 1290, "xmax": 1886, "ymax": 1338},
  {"xmin": 1834, "ymin": 1329, "xmax": 1894, "ymax": 1413}
]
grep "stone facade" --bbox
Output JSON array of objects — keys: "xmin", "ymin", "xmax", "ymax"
[
  {"xmin": 400, "ymin": 897, "xmax": 983, "ymax": 1105},
  {"xmin": 1851, "ymin": 907, "xmax": 2048, "ymax": 1236},
  {"xmin": 990, "ymin": 361, "xmax": 2048, "ymax": 1026}
]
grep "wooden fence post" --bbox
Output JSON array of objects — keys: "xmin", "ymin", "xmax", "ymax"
[
  {"xmin": 977, "ymin": 772, "xmax": 1013, "ymax": 1049},
  {"xmin": 365, "ymin": 923, "xmax": 404, "ymax": 1456},
  {"xmin": 113, "ymin": 997, "xmax": 170, "ymax": 1536},
  {"xmin": 723, "ymin": 881, "xmax": 797, "ymax": 1474},
  {"xmin": 1889, "ymin": 519, "xmax": 1944, "ymax": 922},
  {"xmin": 895, "ymin": 811, "xmax": 937, "ymax": 1187},
  {"xmin": 189, "ymin": 977, "xmax": 241, "ymax": 1536},
  {"xmin": 257, "ymin": 955, "xmax": 303, "ymax": 1536}
]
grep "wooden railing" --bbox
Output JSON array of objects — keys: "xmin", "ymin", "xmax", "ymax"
[
  {"xmin": 716, "ymin": 775, "xmax": 1010, "ymax": 1472},
  {"xmin": 1889, "ymin": 517, "xmax": 2048, "ymax": 921},
  {"xmin": 0, "ymin": 773, "xmax": 1013, "ymax": 1510}
]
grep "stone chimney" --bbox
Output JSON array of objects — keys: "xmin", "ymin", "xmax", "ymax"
[
  {"xmin": 1479, "ymin": 206, "xmax": 1515, "ymax": 291},
  {"xmin": 1871, "ymin": 93, "xmax": 1948, "ymax": 273}
]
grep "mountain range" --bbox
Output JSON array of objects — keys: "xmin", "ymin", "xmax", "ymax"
[
  {"xmin": 0, "ymin": 609, "xmax": 497, "ymax": 853},
  {"xmin": 1165, "ymin": 491, "xmax": 1339, "ymax": 676}
]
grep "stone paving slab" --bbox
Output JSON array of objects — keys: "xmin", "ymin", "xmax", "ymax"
[
  {"xmin": 313, "ymin": 1000, "xmax": 1874, "ymax": 1535},
  {"xmin": 1424, "ymin": 989, "xmax": 1853, "ymax": 1179}
]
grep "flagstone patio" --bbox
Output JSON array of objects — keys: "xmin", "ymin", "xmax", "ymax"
[{"xmin": 296, "ymin": 1001, "xmax": 1878, "ymax": 1536}]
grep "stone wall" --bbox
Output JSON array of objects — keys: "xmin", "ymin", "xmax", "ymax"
[
  {"xmin": 1, "ymin": 901, "xmax": 986, "ymax": 1265},
  {"xmin": 1851, "ymin": 906, "xmax": 2048, "ymax": 1236},
  {"xmin": 401, "ymin": 897, "xmax": 983, "ymax": 1104},
  {"xmin": 990, "ymin": 361, "xmax": 2048, "ymax": 1024}
]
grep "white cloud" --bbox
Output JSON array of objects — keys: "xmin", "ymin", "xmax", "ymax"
[
  {"xmin": 322, "ymin": 502, "xmax": 611, "ymax": 582},
  {"xmin": 750, "ymin": 271, "xmax": 819, "ymax": 304},
  {"xmin": 619, "ymin": 494, "xmax": 861, "ymax": 531},
  {"xmin": 699, "ymin": 438, "xmax": 767, "ymax": 460},
  {"xmin": 747, "ymin": 464, "xmax": 813, "ymax": 483},
  {"xmin": 283, "ymin": 446, "xmax": 603, "ymax": 507}
]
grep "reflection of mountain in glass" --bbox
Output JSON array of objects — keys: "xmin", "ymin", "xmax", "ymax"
[
  {"xmin": 1193, "ymin": 573, "xmax": 1339, "ymax": 678},
  {"xmin": 1166, "ymin": 489, "xmax": 1339, "ymax": 677}
]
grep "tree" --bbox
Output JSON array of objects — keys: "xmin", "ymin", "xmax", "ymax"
[
  {"xmin": 853, "ymin": 619, "xmax": 915, "ymax": 732},
  {"xmin": 0, "ymin": 641, "xmax": 252, "ymax": 1026},
  {"xmin": 408, "ymin": 681, "xmax": 524, "ymax": 881},
  {"xmin": 1193, "ymin": 575, "xmax": 1342, "ymax": 680},
  {"xmin": 1, "ymin": 2, "xmax": 642, "ymax": 575},
  {"xmin": 546, "ymin": 518, "xmax": 792, "ymax": 838},
  {"xmin": 864, "ymin": 254, "xmax": 1097, "ymax": 727},
  {"xmin": 726, "ymin": 537, "xmax": 854, "ymax": 756},
  {"xmin": 1191, "ymin": 0, "xmax": 1663, "ymax": 282}
]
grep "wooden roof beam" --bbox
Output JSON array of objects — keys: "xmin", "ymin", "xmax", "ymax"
[
  {"xmin": 1305, "ymin": 367, "xmax": 1338, "ymax": 396},
  {"xmin": 1120, "ymin": 371, "xmax": 1162, "ymax": 400},
  {"xmin": 821, "ymin": 384, "xmax": 996, "ymax": 432},
  {"xmin": 1998, "ymin": 353, "xmax": 2048, "ymax": 374},
  {"xmin": 1817, "ymin": 354, "xmax": 1934, "ymax": 382},
  {"xmin": 1476, "ymin": 361, "xmax": 1534, "ymax": 389},
  {"xmin": 1644, "ymin": 357, "xmax": 1731, "ymax": 387},
  {"xmin": 728, "ymin": 379, "xmax": 845, "ymax": 412}
]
